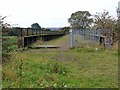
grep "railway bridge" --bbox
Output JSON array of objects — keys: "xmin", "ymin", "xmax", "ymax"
[{"xmin": 16, "ymin": 28, "xmax": 65, "ymax": 48}]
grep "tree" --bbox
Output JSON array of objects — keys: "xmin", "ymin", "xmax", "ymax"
[
  {"xmin": 93, "ymin": 10, "xmax": 119, "ymax": 43},
  {"xmin": 93, "ymin": 10, "xmax": 116, "ymax": 30},
  {"xmin": 0, "ymin": 16, "xmax": 11, "ymax": 35},
  {"xmin": 68, "ymin": 11, "xmax": 93, "ymax": 29},
  {"xmin": 0, "ymin": 16, "xmax": 6, "ymax": 25},
  {"xmin": 60, "ymin": 27, "xmax": 70, "ymax": 34},
  {"xmin": 0, "ymin": 16, "xmax": 10, "ymax": 27},
  {"xmin": 31, "ymin": 23, "xmax": 41, "ymax": 29}
]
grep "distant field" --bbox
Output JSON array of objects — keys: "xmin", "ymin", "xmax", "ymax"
[{"xmin": 2, "ymin": 35, "xmax": 118, "ymax": 88}]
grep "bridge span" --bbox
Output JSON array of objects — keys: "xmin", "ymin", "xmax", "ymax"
[{"xmin": 16, "ymin": 28, "xmax": 65, "ymax": 48}]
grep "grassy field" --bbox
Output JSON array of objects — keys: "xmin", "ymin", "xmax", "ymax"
[{"xmin": 2, "ymin": 35, "xmax": 118, "ymax": 88}]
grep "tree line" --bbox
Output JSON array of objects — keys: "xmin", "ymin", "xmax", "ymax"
[
  {"xmin": 68, "ymin": 10, "xmax": 119, "ymax": 44},
  {"xmin": 68, "ymin": 10, "xmax": 119, "ymax": 30}
]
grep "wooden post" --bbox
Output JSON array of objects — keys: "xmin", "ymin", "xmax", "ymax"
[
  {"xmin": 36, "ymin": 29, "xmax": 37, "ymax": 35},
  {"xmin": 39, "ymin": 29, "xmax": 41, "ymax": 35},
  {"xmin": 18, "ymin": 37, "xmax": 24, "ymax": 48},
  {"xmin": 31, "ymin": 29, "xmax": 33, "ymax": 35},
  {"xmin": 21, "ymin": 29, "xmax": 22, "ymax": 37},
  {"xmin": 27, "ymin": 28, "xmax": 28, "ymax": 36}
]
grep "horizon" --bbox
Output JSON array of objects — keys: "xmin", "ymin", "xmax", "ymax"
[{"xmin": 0, "ymin": 0, "xmax": 119, "ymax": 28}]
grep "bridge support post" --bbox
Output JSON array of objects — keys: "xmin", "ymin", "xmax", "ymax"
[{"xmin": 18, "ymin": 37, "xmax": 24, "ymax": 48}]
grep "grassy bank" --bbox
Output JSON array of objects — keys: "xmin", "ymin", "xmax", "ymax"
[{"xmin": 2, "ymin": 48, "xmax": 118, "ymax": 88}]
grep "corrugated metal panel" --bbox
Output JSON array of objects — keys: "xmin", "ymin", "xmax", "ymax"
[{"xmin": 69, "ymin": 29, "xmax": 113, "ymax": 49}]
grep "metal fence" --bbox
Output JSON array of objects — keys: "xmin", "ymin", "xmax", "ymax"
[{"xmin": 69, "ymin": 29, "xmax": 114, "ymax": 49}]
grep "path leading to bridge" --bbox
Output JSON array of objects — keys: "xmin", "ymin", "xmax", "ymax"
[{"xmin": 29, "ymin": 35, "xmax": 69, "ymax": 52}]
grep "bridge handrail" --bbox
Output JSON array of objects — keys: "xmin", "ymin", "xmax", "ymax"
[{"xmin": 16, "ymin": 27, "xmax": 64, "ymax": 37}]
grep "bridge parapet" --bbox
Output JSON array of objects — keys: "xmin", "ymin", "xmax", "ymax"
[
  {"xmin": 16, "ymin": 27, "xmax": 65, "ymax": 48},
  {"xmin": 16, "ymin": 27, "xmax": 64, "ymax": 37}
]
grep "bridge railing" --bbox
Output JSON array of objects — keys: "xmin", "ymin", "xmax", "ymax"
[
  {"xmin": 16, "ymin": 27, "xmax": 65, "ymax": 48},
  {"xmin": 16, "ymin": 27, "xmax": 64, "ymax": 37}
]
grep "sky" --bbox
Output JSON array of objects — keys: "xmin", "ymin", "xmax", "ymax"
[{"xmin": 0, "ymin": 0, "xmax": 119, "ymax": 28}]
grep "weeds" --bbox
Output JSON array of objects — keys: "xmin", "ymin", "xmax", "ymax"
[
  {"xmin": 2, "ymin": 36, "xmax": 17, "ymax": 62},
  {"xmin": 2, "ymin": 35, "xmax": 118, "ymax": 88},
  {"xmin": 45, "ymin": 62, "xmax": 68, "ymax": 75}
]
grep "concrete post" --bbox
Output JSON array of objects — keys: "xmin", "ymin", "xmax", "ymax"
[
  {"xmin": 69, "ymin": 29, "xmax": 73, "ymax": 48},
  {"xmin": 117, "ymin": 1, "xmax": 120, "ymax": 20}
]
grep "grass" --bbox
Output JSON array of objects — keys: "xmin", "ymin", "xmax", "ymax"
[
  {"xmin": 2, "ymin": 35, "xmax": 118, "ymax": 88},
  {"xmin": 2, "ymin": 36, "xmax": 18, "ymax": 60},
  {"xmin": 2, "ymin": 36, "xmax": 17, "ymax": 47},
  {"xmin": 32, "ymin": 35, "xmax": 69, "ymax": 46}
]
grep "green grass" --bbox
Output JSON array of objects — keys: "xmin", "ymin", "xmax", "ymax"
[
  {"xmin": 32, "ymin": 35, "xmax": 69, "ymax": 46},
  {"xmin": 2, "ymin": 36, "xmax": 17, "ymax": 46},
  {"xmin": 2, "ymin": 36, "xmax": 18, "ymax": 60},
  {"xmin": 2, "ymin": 35, "xmax": 118, "ymax": 88}
]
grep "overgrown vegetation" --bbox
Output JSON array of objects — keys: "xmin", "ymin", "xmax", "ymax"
[
  {"xmin": 2, "ymin": 37, "xmax": 118, "ymax": 88},
  {"xmin": 2, "ymin": 36, "xmax": 17, "ymax": 61},
  {"xmin": 2, "ymin": 34, "xmax": 118, "ymax": 88},
  {"xmin": 1, "ymin": 8, "xmax": 119, "ymax": 88}
]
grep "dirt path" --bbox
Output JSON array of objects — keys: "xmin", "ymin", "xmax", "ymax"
[
  {"xmin": 28, "ymin": 35, "xmax": 70, "ymax": 52},
  {"xmin": 58, "ymin": 38, "xmax": 69, "ymax": 51}
]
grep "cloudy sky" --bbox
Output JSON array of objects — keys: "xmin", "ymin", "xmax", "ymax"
[{"xmin": 0, "ymin": 0, "xmax": 119, "ymax": 27}]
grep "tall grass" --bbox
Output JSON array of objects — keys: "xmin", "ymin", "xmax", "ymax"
[
  {"xmin": 2, "ymin": 35, "xmax": 118, "ymax": 88},
  {"xmin": 2, "ymin": 36, "xmax": 17, "ymax": 61},
  {"xmin": 2, "ymin": 48, "xmax": 118, "ymax": 88}
]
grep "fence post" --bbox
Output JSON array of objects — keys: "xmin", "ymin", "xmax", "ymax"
[
  {"xmin": 32, "ymin": 29, "xmax": 33, "ymax": 35},
  {"xmin": 69, "ymin": 29, "xmax": 73, "ymax": 48},
  {"xmin": 27, "ymin": 28, "xmax": 28, "ymax": 36},
  {"xmin": 36, "ymin": 29, "xmax": 37, "ymax": 35}
]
